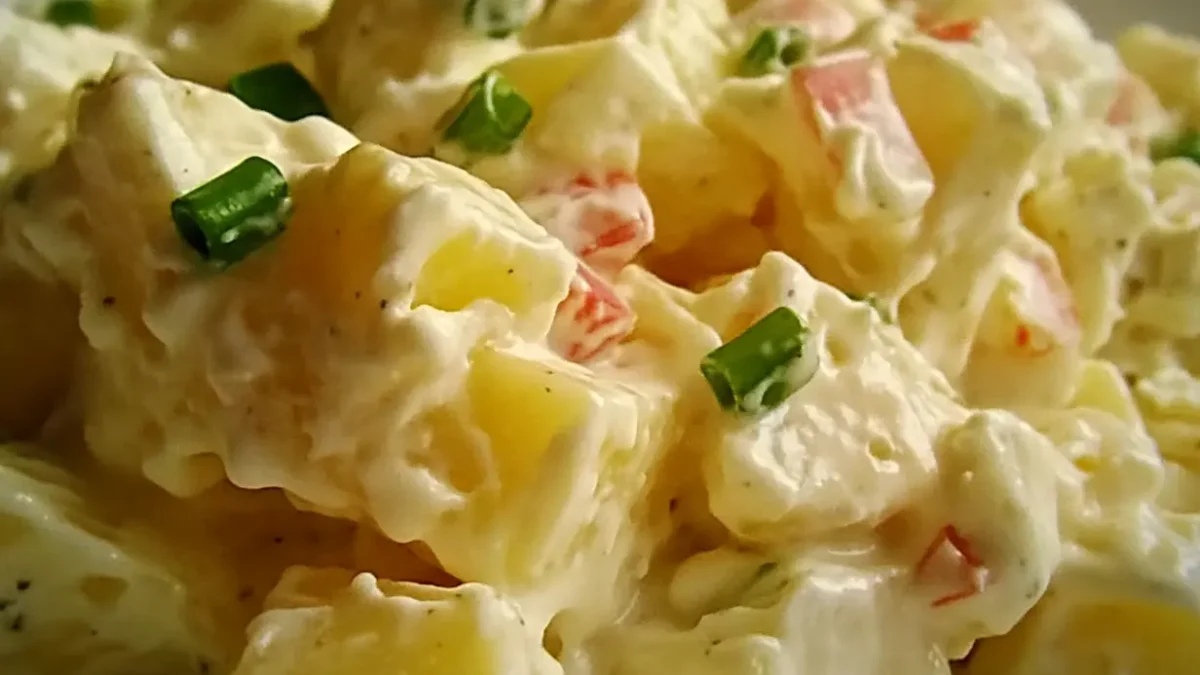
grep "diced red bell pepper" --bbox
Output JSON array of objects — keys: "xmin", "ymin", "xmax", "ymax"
[
  {"xmin": 791, "ymin": 50, "xmax": 930, "ymax": 185},
  {"xmin": 549, "ymin": 263, "xmax": 635, "ymax": 362},
  {"xmin": 914, "ymin": 525, "xmax": 989, "ymax": 608},
  {"xmin": 925, "ymin": 19, "xmax": 981, "ymax": 43},
  {"xmin": 522, "ymin": 171, "xmax": 655, "ymax": 277},
  {"xmin": 1009, "ymin": 252, "xmax": 1080, "ymax": 357}
]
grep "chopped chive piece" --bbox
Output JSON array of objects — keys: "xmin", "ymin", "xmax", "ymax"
[
  {"xmin": 438, "ymin": 69, "xmax": 532, "ymax": 157},
  {"xmin": 700, "ymin": 307, "xmax": 818, "ymax": 415},
  {"xmin": 1151, "ymin": 129, "xmax": 1200, "ymax": 166},
  {"xmin": 228, "ymin": 63, "xmax": 329, "ymax": 122},
  {"xmin": 464, "ymin": 0, "xmax": 533, "ymax": 39},
  {"xmin": 170, "ymin": 157, "xmax": 292, "ymax": 268},
  {"xmin": 740, "ymin": 26, "xmax": 809, "ymax": 77},
  {"xmin": 45, "ymin": 0, "xmax": 96, "ymax": 27}
]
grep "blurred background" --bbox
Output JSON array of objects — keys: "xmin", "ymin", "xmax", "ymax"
[{"xmin": 1074, "ymin": 0, "xmax": 1200, "ymax": 36}]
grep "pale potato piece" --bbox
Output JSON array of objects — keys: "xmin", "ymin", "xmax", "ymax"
[
  {"xmin": 0, "ymin": 9, "xmax": 145, "ymax": 189},
  {"xmin": 234, "ymin": 568, "xmax": 560, "ymax": 675},
  {"xmin": 887, "ymin": 28, "xmax": 1060, "ymax": 405},
  {"xmin": 930, "ymin": 0, "xmax": 1125, "ymax": 121},
  {"xmin": 132, "ymin": 0, "xmax": 333, "ymax": 88},
  {"xmin": 608, "ymin": 556, "xmax": 949, "ymax": 675},
  {"xmin": 311, "ymin": 0, "xmax": 521, "ymax": 147},
  {"xmin": 0, "ymin": 444, "xmax": 230, "ymax": 675},
  {"xmin": 1022, "ymin": 148, "xmax": 1155, "ymax": 354},
  {"xmin": 6, "ymin": 58, "xmax": 678, "ymax": 633},
  {"xmin": 0, "ymin": 441, "xmax": 429, "ymax": 675},
  {"xmin": 622, "ymin": 253, "xmax": 1051, "ymax": 548},
  {"xmin": 315, "ymin": 0, "xmax": 770, "ymax": 266},
  {"xmin": 961, "ymin": 563, "xmax": 1200, "ymax": 675},
  {"xmin": 1119, "ymin": 23, "xmax": 1200, "ymax": 125},
  {"xmin": 1104, "ymin": 159, "xmax": 1200, "ymax": 380},
  {"xmin": 712, "ymin": 47, "xmax": 935, "ymax": 295}
]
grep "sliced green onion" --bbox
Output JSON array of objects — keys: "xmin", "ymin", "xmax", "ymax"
[
  {"xmin": 45, "ymin": 0, "xmax": 96, "ymax": 27},
  {"xmin": 740, "ymin": 26, "xmax": 809, "ymax": 77},
  {"xmin": 170, "ymin": 157, "xmax": 292, "ymax": 268},
  {"xmin": 227, "ymin": 63, "xmax": 329, "ymax": 123},
  {"xmin": 438, "ymin": 69, "xmax": 532, "ymax": 157},
  {"xmin": 700, "ymin": 307, "xmax": 818, "ymax": 415},
  {"xmin": 464, "ymin": 0, "xmax": 534, "ymax": 39},
  {"xmin": 1151, "ymin": 129, "xmax": 1200, "ymax": 166}
]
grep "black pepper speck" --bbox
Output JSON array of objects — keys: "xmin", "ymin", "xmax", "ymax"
[{"xmin": 15, "ymin": 580, "xmax": 30, "ymax": 592}]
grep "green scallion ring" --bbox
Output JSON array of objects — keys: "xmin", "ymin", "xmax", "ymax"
[
  {"xmin": 228, "ymin": 63, "xmax": 329, "ymax": 122},
  {"xmin": 464, "ymin": 0, "xmax": 533, "ymax": 39},
  {"xmin": 45, "ymin": 0, "xmax": 96, "ymax": 27},
  {"xmin": 700, "ymin": 306, "xmax": 819, "ymax": 415},
  {"xmin": 438, "ymin": 69, "xmax": 533, "ymax": 157},
  {"xmin": 1151, "ymin": 128, "xmax": 1200, "ymax": 166},
  {"xmin": 740, "ymin": 26, "xmax": 809, "ymax": 77},
  {"xmin": 170, "ymin": 157, "xmax": 292, "ymax": 268}
]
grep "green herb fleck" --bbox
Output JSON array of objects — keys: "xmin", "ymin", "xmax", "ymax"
[
  {"xmin": 740, "ymin": 27, "xmax": 809, "ymax": 77},
  {"xmin": 1151, "ymin": 128, "xmax": 1200, "ymax": 166}
]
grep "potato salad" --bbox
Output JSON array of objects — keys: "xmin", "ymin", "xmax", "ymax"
[{"xmin": 1, "ymin": 1, "xmax": 1199, "ymax": 674}]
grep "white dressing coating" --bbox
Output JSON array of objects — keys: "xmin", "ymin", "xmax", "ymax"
[
  {"xmin": 0, "ymin": 444, "xmax": 221, "ymax": 675},
  {"xmin": 7, "ymin": 0, "xmax": 332, "ymax": 89},
  {"xmin": 234, "ymin": 568, "xmax": 561, "ymax": 675},
  {"xmin": 1, "ymin": 1, "xmax": 1199, "ymax": 675},
  {"xmin": 0, "ymin": 9, "xmax": 146, "ymax": 190},
  {"xmin": 605, "ymin": 556, "xmax": 951, "ymax": 675},
  {"xmin": 685, "ymin": 253, "xmax": 960, "ymax": 541}
]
